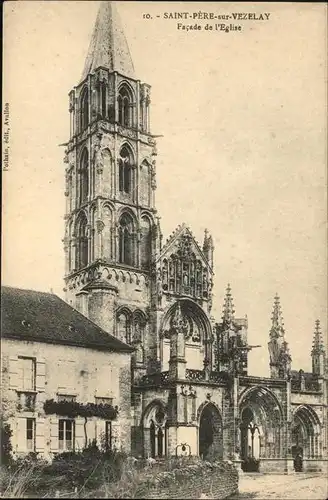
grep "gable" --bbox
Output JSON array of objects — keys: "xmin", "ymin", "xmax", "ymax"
[{"xmin": 158, "ymin": 224, "xmax": 212, "ymax": 273}]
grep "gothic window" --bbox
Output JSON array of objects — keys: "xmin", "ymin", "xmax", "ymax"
[
  {"xmin": 196, "ymin": 261, "xmax": 202, "ymax": 297},
  {"xmin": 132, "ymin": 312, "xmax": 146, "ymax": 364},
  {"xmin": 169, "ymin": 257, "xmax": 176, "ymax": 292},
  {"xmin": 100, "ymin": 81, "xmax": 107, "ymax": 118},
  {"xmin": 140, "ymin": 216, "xmax": 152, "ymax": 269},
  {"xmin": 76, "ymin": 213, "xmax": 88, "ymax": 269},
  {"xmin": 162, "ymin": 260, "xmax": 168, "ymax": 290},
  {"xmin": 80, "ymin": 87, "xmax": 89, "ymax": 131},
  {"xmin": 150, "ymin": 421, "xmax": 156, "ymax": 458},
  {"xmin": 118, "ymin": 85, "xmax": 133, "ymax": 127},
  {"xmin": 102, "ymin": 205, "xmax": 112, "ymax": 260},
  {"xmin": 119, "ymin": 146, "xmax": 133, "ymax": 194},
  {"xmin": 118, "ymin": 213, "xmax": 134, "ymax": 266},
  {"xmin": 79, "ymin": 149, "xmax": 89, "ymax": 205},
  {"xmin": 148, "ymin": 407, "xmax": 167, "ymax": 458},
  {"xmin": 116, "ymin": 310, "xmax": 131, "ymax": 343},
  {"xmin": 133, "ymin": 313, "xmax": 145, "ymax": 343}
]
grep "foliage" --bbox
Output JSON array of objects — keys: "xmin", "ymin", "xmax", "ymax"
[
  {"xmin": 241, "ymin": 456, "xmax": 260, "ymax": 472},
  {"xmin": 0, "ymin": 454, "xmax": 236, "ymax": 499},
  {"xmin": 1, "ymin": 418, "xmax": 13, "ymax": 465},
  {"xmin": 0, "ymin": 446, "xmax": 127, "ymax": 497},
  {"xmin": 43, "ymin": 399, "xmax": 118, "ymax": 420}
]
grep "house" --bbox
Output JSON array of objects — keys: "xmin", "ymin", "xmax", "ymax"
[{"xmin": 1, "ymin": 286, "xmax": 133, "ymax": 459}]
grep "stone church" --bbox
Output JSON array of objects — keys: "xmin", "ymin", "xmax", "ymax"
[{"xmin": 63, "ymin": 1, "xmax": 327, "ymax": 472}]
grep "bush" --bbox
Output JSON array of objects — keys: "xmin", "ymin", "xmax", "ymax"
[
  {"xmin": 45, "ymin": 446, "xmax": 127, "ymax": 492},
  {"xmin": 241, "ymin": 456, "xmax": 260, "ymax": 472}
]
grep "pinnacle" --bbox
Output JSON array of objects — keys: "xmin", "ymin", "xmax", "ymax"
[
  {"xmin": 270, "ymin": 294, "xmax": 285, "ymax": 338},
  {"xmin": 81, "ymin": 1, "xmax": 135, "ymax": 83},
  {"xmin": 222, "ymin": 283, "xmax": 235, "ymax": 326},
  {"xmin": 312, "ymin": 319, "xmax": 325, "ymax": 354}
]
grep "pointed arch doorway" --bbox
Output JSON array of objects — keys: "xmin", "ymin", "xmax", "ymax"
[{"xmin": 198, "ymin": 403, "xmax": 223, "ymax": 460}]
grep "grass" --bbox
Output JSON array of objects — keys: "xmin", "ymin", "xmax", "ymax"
[
  {"xmin": 1, "ymin": 454, "xmax": 234, "ymax": 499},
  {"xmin": 0, "ymin": 454, "xmax": 203, "ymax": 499}
]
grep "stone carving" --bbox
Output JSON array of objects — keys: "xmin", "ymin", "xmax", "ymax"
[
  {"xmin": 94, "ymin": 144, "xmax": 104, "ymax": 174},
  {"xmin": 177, "ymin": 234, "xmax": 193, "ymax": 261},
  {"xmin": 96, "ymin": 220, "xmax": 105, "ymax": 233},
  {"xmin": 150, "ymin": 160, "xmax": 157, "ymax": 189},
  {"xmin": 117, "ymin": 126, "xmax": 136, "ymax": 139},
  {"xmin": 171, "ymin": 304, "xmax": 189, "ymax": 335}
]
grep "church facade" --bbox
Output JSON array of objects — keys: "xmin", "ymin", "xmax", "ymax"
[{"xmin": 63, "ymin": 2, "xmax": 327, "ymax": 473}]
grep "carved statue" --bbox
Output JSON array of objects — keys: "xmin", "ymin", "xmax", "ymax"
[{"xmin": 94, "ymin": 144, "xmax": 104, "ymax": 173}]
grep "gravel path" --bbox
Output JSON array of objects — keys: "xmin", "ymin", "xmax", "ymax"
[{"xmin": 230, "ymin": 472, "xmax": 328, "ymax": 500}]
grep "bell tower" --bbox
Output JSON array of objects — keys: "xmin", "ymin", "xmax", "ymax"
[{"xmin": 63, "ymin": 2, "xmax": 159, "ymax": 344}]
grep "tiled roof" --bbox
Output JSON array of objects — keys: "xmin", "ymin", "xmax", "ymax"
[{"xmin": 1, "ymin": 286, "xmax": 133, "ymax": 353}]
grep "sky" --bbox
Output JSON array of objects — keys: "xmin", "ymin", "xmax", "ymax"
[{"xmin": 2, "ymin": 1, "xmax": 327, "ymax": 377}]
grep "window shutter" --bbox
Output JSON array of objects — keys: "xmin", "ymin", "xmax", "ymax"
[
  {"xmin": 97, "ymin": 364, "xmax": 113, "ymax": 398},
  {"xmin": 50, "ymin": 417, "xmax": 59, "ymax": 452},
  {"xmin": 35, "ymin": 418, "xmax": 45, "ymax": 452},
  {"xmin": 36, "ymin": 359, "xmax": 46, "ymax": 391},
  {"xmin": 75, "ymin": 417, "xmax": 85, "ymax": 452},
  {"xmin": 57, "ymin": 360, "xmax": 76, "ymax": 393},
  {"xmin": 16, "ymin": 417, "xmax": 27, "ymax": 452},
  {"xmin": 9, "ymin": 356, "xmax": 20, "ymax": 389}
]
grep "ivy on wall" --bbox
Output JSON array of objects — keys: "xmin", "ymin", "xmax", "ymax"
[{"xmin": 43, "ymin": 399, "xmax": 118, "ymax": 420}]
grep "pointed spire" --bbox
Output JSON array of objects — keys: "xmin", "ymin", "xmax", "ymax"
[
  {"xmin": 312, "ymin": 319, "xmax": 325, "ymax": 354},
  {"xmin": 81, "ymin": 1, "xmax": 135, "ymax": 82},
  {"xmin": 222, "ymin": 284, "xmax": 235, "ymax": 327},
  {"xmin": 203, "ymin": 228, "xmax": 209, "ymax": 249},
  {"xmin": 270, "ymin": 294, "xmax": 285, "ymax": 338},
  {"xmin": 203, "ymin": 228, "xmax": 213, "ymax": 250}
]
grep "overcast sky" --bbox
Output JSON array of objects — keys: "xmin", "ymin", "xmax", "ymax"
[{"xmin": 3, "ymin": 1, "xmax": 327, "ymax": 376}]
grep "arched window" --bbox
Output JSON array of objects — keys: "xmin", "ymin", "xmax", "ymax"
[
  {"xmin": 116, "ymin": 310, "xmax": 131, "ymax": 343},
  {"xmin": 80, "ymin": 87, "xmax": 89, "ymax": 131},
  {"xmin": 101, "ymin": 81, "xmax": 107, "ymax": 118},
  {"xmin": 140, "ymin": 216, "xmax": 152, "ymax": 269},
  {"xmin": 118, "ymin": 85, "xmax": 133, "ymax": 127},
  {"xmin": 76, "ymin": 214, "xmax": 88, "ymax": 269},
  {"xmin": 147, "ymin": 407, "xmax": 167, "ymax": 459},
  {"xmin": 79, "ymin": 149, "xmax": 89, "ymax": 205},
  {"xmin": 118, "ymin": 213, "xmax": 134, "ymax": 266},
  {"xmin": 118, "ymin": 146, "xmax": 133, "ymax": 194}
]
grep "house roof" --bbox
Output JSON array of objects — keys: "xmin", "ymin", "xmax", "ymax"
[{"xmin": 1, "ymin": 286, "xmax": 133, "ymax": 353}]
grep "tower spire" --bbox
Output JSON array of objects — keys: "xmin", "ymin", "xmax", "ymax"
[
  {"xmin": 268, "ymin": 295, "xmax": 291, "ymax": 379},
  {"xmin": 311, "ymin": 319, "xmax": 326, "ymax": 376},
  {"xmin": 81, "ymin": 1, "xmax": 135, "ymax": 82},
  {"xmin": 312, "ymin": 319, "xmax": 325, "ymax": 354},
  {"xmin": 222, "ymin": 284, "xmax": 235, "ymax": 327},
  {"xmin": 270, "ymin": 294, "xmax": 285, "ymax": 339}
]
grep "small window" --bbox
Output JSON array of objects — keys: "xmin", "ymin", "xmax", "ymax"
[
  {"xmin": 95, "ymin": 397, "xmax": 113, "ymax": 405},
  {"xmin": 18, "ymin": 357, "xmax": 36, "ymax": 391},
  {"xmin": 105, "ymin": 421, "xmax": 112, "ymax": 451},
  {"xmin": 58, "ymin": 395, "xmax": 76, "ymax": 403},
  {"xmin": 59, "ymin": 420, "xmax": 74, "ymax": 451},
  {"xmin": 26, "ymin": 418, "xmax": 35, "ymax": 451}
]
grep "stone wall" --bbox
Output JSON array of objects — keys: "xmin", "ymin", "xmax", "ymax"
[
  {"xmin": 2, "ymin": 338, "xmax": 131, "ymax": 459},
  {"xmin": 135, "ymin": 461, "xmax": 238, "ymax": 499}
]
